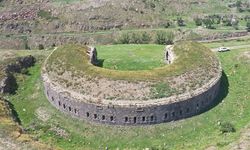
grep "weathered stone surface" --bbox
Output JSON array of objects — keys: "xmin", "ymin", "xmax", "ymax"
[
  {"xmin": 87, "ymin": 46, "xmax": 98, "ymax": 65},
  {"xmin": 42, "ymin": 72, "xmax": 221, "ymax": 125},
  {"xmin": 165, "ymin": 45, "xmax": 175, "ymax": 64}
]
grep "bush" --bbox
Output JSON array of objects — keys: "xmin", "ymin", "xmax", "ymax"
[
  {"xmin": 20, "ymin": 68, "xmax": 29, "ymax": 75},
  {"xmin": 203, "ymin": 18, "xmax": 215, "ymax": 29},
  {"xmin": 220, "ymin": 122, "xmax": 236, "ymax": 133},
  {"xmin": 222, "ymin": 18, "xmax": 232, "ymax": 26},
  {"xmin": 194, "ymin": 17, "xmax": 203, "ymax": 26},
  {"xmin": 141, "ymin": 32, "xmax": 151, "ymax": 44},
  {"xmin": 117, "ymin": 33, "xmax": 130, "ymax": 44},
  {"xmin": 130, "ymin": 33, "xmax": 142, "ymax": 44},
  {"xmin": 116, "ymin": 32, "xmax": 151, "ymax": 44},
  {"xmin": 38, "ymin": 44, "xmax": 44, "ymax": 50},
  {"xmin": 155, "ymin": 31, "xmax": 174, "ymax": 45},
  {"xmin": 177, "ymin": 17, "xmax": 185, "ymax": 26}
]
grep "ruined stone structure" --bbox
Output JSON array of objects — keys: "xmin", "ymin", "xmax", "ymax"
[
  {"xmin": 86, "ymin": 46, "xmax": 98, "ymax": 65},
  {"xmin": 165, "ymin": 45, "xmax": 175, "ymax": 64},
  {"xmin": 42, "ymin": 42, "xmax": 222, "ymax": 125}
]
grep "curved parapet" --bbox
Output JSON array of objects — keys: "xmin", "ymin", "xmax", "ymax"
[{"xmin": 42, "ymin": 41, "xmax": 222, "ymax": 125}]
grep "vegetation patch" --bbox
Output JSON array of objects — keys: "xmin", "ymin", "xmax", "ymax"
[
  {"xmin": 150, "ymin": 82, "xmax": 176, "ymax": 99},
  {"xmin": 219, "ymin": 122, "xmax": 236, "ymax": 134},
  {"xmin": 46, "ymin": 41, "xmax": 219, "ymax": 81},
  {"xmin": 37, "ymin": 10, "xmax": 58, "ymax": 20}
]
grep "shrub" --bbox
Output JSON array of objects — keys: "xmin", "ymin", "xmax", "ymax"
[
  {"xmin": 236, "ymin": 0, "xmax": 244, "ymax": 12},
  {"xmin": 177, "ymin": 17, "xmax": 185, "ymax": 26},
  {"xmin": 220, "ymin": 122, "xmax": 236, "ymax": 133},
  {"xmin": 130, "ymin": 33, "xmax": 142, "ymax": 44},
  {"xmin": 117, "ymin": 33, "xmax": 130, "ymax": 44},
  {"xmin": 155, "ymin": 31, "xmax": 174, "ymax": 45},
  {"xmin": 222, "ymin": 18, "xmax": 232, "ymax": 26},
  {"xmin": 52, "ymin": 43, "xmax": 56, "ymax": 47},
  {"xmin": 38, "ymin": 44, "xmax": 44, "ymax": 50},
  {"xmin": 141, "ymin": 32, "xmax": 151, "ymax": 44},
  {"xmin": 165, "ymin": 31, "xmax": 174, "ymax": 45},
  {"xmin": 116, "ymin": 32, "xmax": 151, "ymax": 44},
  {"xmin": 24, "ymin": 41, "xmax": 30, "ymax": 50},
  {"xmin": 194, "ymin": 17, "xmax": 203, "ymax": 26},
  {"xmin": 155, "ymin": 31, "xmax": 166, "ymax": 45},
  {"xmin": 203, "ymin": 18, "xmax": 215, "ymax": 29}
]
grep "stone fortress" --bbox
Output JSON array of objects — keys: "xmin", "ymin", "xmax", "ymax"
[{"xmin": 42, "ymin": 41, "xmax": 222, "ymax": 125}]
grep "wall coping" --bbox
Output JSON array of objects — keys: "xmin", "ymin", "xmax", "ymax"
[{"xmin": 41, "ymin": 46, "xmax": 222, "ymax": 108}]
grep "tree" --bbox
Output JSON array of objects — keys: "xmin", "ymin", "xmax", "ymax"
[
  {"xmin": 155, "ymin": 31, "xmax": 174, "ymax": 45},
  {"xmin": 130, "ymin": 33, "xmax": 142, "ymax": 44},
  {"xmin": 236, "ymin": 1, "xmax": 243, "ymax": 12},
  {"xmin": 38, "ymin": 44, "xmax": 44, "ymax": 50},
  {"xmin": 222, "ymin": 18, "xmax": 232, "ymax": 26},
  {"xmin": 203, "ymin": 18, "xmax": 215, "ymax": 29},
  {"xmin": 194, "ymin": 17, "xmax": 203, "ymax": 26},
  {"xmin": 117, "ymin": 33, "xmax": 130, "ymax": 44},
  {"xmin": 165, "ymin": 31, "xmax": 174, "ymax": 45}
]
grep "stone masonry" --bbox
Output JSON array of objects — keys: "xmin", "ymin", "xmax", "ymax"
[{"xmin": 42, "ymin": 46, "xmax": 222, "ymax": 125}]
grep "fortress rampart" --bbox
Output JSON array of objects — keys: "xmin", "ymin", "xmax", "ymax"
[{"xmin": 41, "ymin": 44, "xmax": 222, "ymax": 125}]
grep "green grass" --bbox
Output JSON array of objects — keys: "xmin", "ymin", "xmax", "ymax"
[
  {"xmin": 96, "ymin": 44, "xmax": 165, "ymax": 71},
  {"xmin": 1, "ymin": 39, "xmax": 249, "ymax": 149}
]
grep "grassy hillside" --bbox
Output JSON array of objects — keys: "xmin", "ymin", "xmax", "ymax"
[
  {"xmin": 1, "ymin": 39, "xmax": 249, "ymax": 149},
  {"xmin": 0, "ymin": 0, "xmax": 250, "ymax": 35}
]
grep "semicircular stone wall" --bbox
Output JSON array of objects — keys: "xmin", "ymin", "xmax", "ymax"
[{"xmin": 42, "ymin": 46, "xmax": 222, "ymax": 126}]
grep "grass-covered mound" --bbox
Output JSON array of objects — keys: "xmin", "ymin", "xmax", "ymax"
[
  {"xmin": 44, "ymin": 41, "xmax": 220, "ymax": 101},
  {"xmin": 46, "ymin": 41, "xmax": 219, "ymax": 81}
]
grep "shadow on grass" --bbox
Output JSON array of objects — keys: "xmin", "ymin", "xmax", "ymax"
[
  {"xmin": 6, "ymin": 74, "xmax": 18, "ymax": 95},
  {"xmin": 96, "ymin": 59, "xmax": 105, "ymax": 67},
  {"xmin": 199, "ymin": 70, "xmax": 229, "ymax": 115},
  {"xmin": 4, "ymin": 99, "xmax": 21, "ymax": 125}
]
